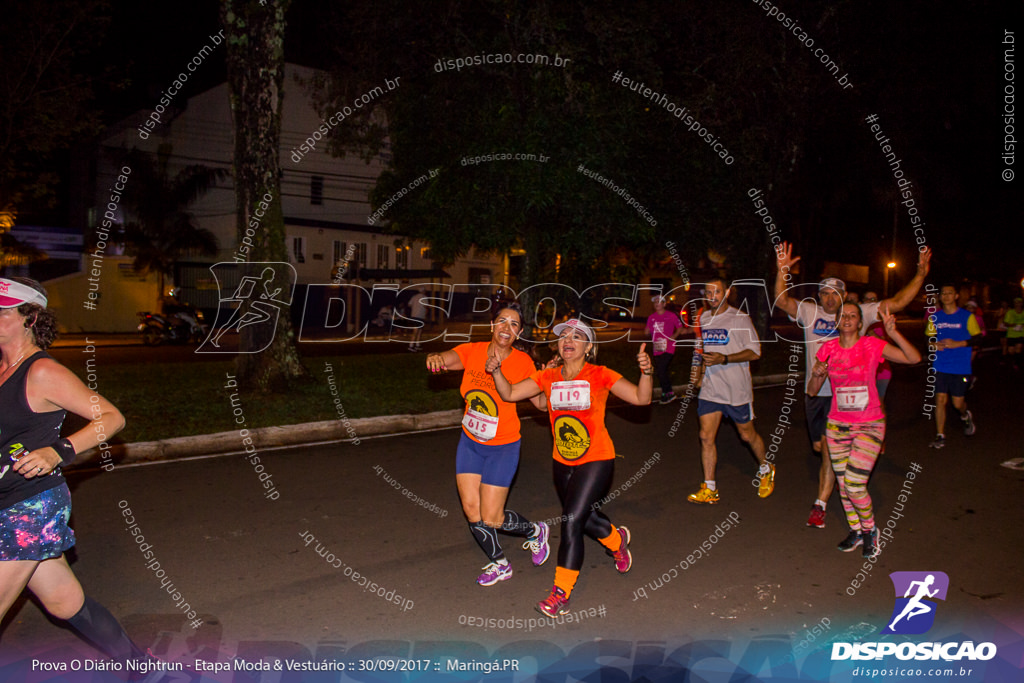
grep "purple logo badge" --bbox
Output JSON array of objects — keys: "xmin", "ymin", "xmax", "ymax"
[{"xmin": 881, "ymin": 571, "xmax": 949, "ymax": 635}]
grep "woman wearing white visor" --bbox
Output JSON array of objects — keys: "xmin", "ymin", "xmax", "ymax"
[
  {"xmin": 488, "ymin": 318, "xmax": 652, "ymax": 616},
  {"xmin": 0, "ymin": 277, "xmax": 147, "ymax": 664}
]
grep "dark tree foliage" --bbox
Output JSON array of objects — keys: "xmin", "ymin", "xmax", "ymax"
[
  {"xmin": 308, "ymin": 2, "xmax": 687, "ymax": 299},
  {"xmin": 305, "ymin": 0, "xmax": 1016, "ymax": 316},
  {"xmin": 0, "ymin": 0, "xmax": 112, "ymax": 263}
]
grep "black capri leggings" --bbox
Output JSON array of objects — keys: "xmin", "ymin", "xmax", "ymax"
[{"xmin": 552, "ymin": 459, "xmax": 615, "ymax": 571}]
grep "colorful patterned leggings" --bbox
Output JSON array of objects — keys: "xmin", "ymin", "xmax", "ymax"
[{"xmin": 827, "ymin": 419, "xmax": 885, "ymax": 533}]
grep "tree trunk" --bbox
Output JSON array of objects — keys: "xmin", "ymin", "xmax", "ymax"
[
  {"xmin": 221, "ymin": 0, "xmax": 306, "ymax": 391},
  {"xmin": 517, "ymin": 221, "xmax": 554, "ymax": 344}
]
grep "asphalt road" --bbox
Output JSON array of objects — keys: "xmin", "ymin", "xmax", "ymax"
[{"xmin": 1, "ymin": 354, "xmax": 1021, "ymax": 682}]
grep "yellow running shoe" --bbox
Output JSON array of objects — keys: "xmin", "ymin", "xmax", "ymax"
[
  {"xmin": 758, "ymin": 464, "xmax": 776, "ymax": 498},
  {"xmin": 687, "ymin": 483, "xmax": 720, "ymax": 504}
]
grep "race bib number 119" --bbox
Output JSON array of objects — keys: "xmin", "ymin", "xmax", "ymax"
[{"xmin": 550, "ymin": 381, "xmax": 591, "ymax": 411}]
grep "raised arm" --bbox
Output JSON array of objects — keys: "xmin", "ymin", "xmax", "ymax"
[
  {"xmin": 879, "ymin": 304, "xmax": 922, "ymax": 364},
  {"xmin": 774, "ymin": 241, "xmax": 801, "ymax": 318},
  {"xmin": 609, "ymin": 343, "xmax": 653, "ymax": 406},
  {"xmin": 881, "ymin": 247, "xmax": 931, "ymax": 313},
  {"xmin": 485, "ymin": 347, "xmax": 543, "ymax": 402}
]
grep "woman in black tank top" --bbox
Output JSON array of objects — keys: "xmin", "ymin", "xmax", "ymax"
[{"xmin": 0, "ymin": 277, "xmax": 147, "ymax": 664}]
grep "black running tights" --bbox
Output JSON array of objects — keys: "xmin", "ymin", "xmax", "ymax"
[{"xmin": 552, "ymin": 459, "xmax": 615, "ymax": 571}]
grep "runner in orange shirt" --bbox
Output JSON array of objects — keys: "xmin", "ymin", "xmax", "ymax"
[
  {"xmin": 426, "ymin": 303, "xmax": 550, "ymax": 586},
  {"xmin": 488, "ymin": 318, "xmax": 652, "ymax": 616}
]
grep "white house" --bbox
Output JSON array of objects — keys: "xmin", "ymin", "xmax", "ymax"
[{"xmin": 54, "ymin": 64, "xmax": 501, "ymax": 332}]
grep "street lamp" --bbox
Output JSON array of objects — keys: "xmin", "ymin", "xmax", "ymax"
[{"xmin": 884, "ymin": 261, "xmax": 896, "ymax": 298}]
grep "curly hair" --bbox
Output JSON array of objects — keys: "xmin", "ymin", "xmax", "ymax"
[{"xmin": 9, "ymin": 278, "xmax": 58, "ymax": 349}]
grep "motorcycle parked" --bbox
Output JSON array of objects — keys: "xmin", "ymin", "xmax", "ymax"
[{"xmin": 137, "ymin": 307, "xmax": 209, "ymax": 345}]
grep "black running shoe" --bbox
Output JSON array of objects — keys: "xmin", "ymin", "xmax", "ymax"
[{"xmin": 837, "ymin": 531, "xmax": 863, "ymax": 552}]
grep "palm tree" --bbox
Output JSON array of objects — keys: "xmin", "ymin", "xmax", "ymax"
[
  {"xmin": 0, "ymin": 205, "xmax": 45, "ymax": 272},
  {"xmin": 120, "ymin": 144, "xmax": 227, "ymax": 298}
]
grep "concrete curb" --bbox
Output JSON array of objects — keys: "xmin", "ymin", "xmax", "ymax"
[
  {"xmin": 75, "ymin": 409, "xmax": 465, "ymax": 467},
  {"xmin": 72, "ymin": 373, "xmax": 802, "ymax": 467}
]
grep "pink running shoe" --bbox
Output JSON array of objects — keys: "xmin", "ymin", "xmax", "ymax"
[
  {"xmin": 536, "ymin": 586, "xmax": 570, "ymax": 618},
  {"xmin": 611, "ymin": 526, "xmax": 632, "ymax": 573}
]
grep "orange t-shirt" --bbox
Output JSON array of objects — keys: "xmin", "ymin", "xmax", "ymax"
[
  {"xmin": 530, "ymin": 364, "xmax": 623, "ymax": 466},
  {"xmin": 454, "ymin": 343, "xmax": 535, "ymax": 445}
]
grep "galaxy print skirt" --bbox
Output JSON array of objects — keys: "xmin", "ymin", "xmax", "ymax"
[{"xmin": 0, "ymin": 485, "xmax": 76, "ymax": 561}]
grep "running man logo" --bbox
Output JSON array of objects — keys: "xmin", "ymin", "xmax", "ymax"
[
  {"xmin": 464, "ymin": 390, "xmax": 497, "ymax": 417},
  {"xmin": 197, "ymin": 263, "xmax": 296, "ymax": 354},
  {"xmin": 554, "ymin": 416, "xmax": 590, "ymax": 461},
  {"xmin": 702, "ymin": 329, "xmax": 730, "ymax": 346},
  {"xmin": 881, "ymin": 571, "xmax": 949, "ymax": 635}
]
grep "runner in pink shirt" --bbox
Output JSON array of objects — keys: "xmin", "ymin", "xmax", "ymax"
[
  {"xmin": 645, "ymin": 295, "xmax": 685, "ymax": 404},
  {"xmin": 807, "ymin": 303, "xmax": 921, "ymax": 559}
]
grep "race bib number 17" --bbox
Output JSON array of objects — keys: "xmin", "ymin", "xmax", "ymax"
[{"xmin": 836, "ymin": 385, "xmax": 869, "ymax": 412}]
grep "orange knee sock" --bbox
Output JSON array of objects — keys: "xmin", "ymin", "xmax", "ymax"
[
  {"xmin": 554, "ymin": 566, "xmax": 580, "ymax": 598},
  {"xmin": 598, "ymin": 524, "xmax": 620, "ymax": 551}
]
